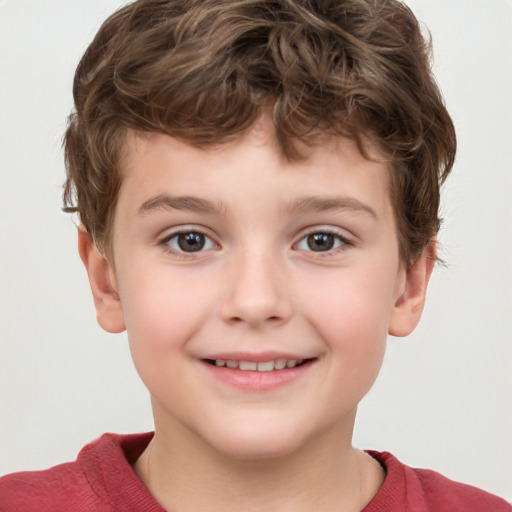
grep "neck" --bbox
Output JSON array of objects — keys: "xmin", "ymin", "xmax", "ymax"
[{"xmin": 133, "ymin": 415, "xmax": 385, "ymax": 512}]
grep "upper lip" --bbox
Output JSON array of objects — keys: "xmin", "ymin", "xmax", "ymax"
[{"xmin": 200, "ymin": 352, "xmax": 316, "ymax": 363}]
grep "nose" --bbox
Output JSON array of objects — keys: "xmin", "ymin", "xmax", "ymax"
[{"xmin": 220, "ymin": 250, "xmax": 293, "ymax": 328}]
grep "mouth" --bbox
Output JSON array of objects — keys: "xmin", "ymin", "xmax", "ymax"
[
  {"xmin": 200, "ymin": 356, "xmax": 317, "ymax": 391},
  {"xmin": 203, "ymin": 358, "xmax": 314, "ymax": 372}
]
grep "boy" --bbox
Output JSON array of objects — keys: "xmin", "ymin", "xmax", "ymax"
[{"xmin": 0, "ymin": 0, "xmax": 510, "ymax": 510}]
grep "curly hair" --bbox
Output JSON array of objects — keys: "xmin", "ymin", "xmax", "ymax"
[{"xmin": 63, "ymin": 0, "xmax": 456, "ymax": 264}]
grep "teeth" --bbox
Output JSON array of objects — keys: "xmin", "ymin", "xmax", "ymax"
[
  {"xmin": 274, "ymin": 359, "xmax": 287, "ymax": 370},
  {"xmin": 239, "ymin": 361, "xmax": 257, "ymax": 371},
  {"xmin": 211, "ymin": 359, "xmax": 305, "ymax": 371},
  {"xmin": 257, "ymin": 361, "xmax": 275, "ymax": 372}
]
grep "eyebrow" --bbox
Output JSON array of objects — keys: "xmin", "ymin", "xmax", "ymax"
[
  {"xmin": 138, "ymin": 194, "xmax": 224, "ymax": 215},
  {"xmin": 284, "ymin": 196, "xmax": 378, "ymax": 219},
  {"xmin": 138, "ymin": 193, "xmax": 377, "ymax": 219}
]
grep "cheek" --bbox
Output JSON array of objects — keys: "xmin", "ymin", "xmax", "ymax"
[
  {"xmin": 117, "ymin": 264, "xmax": 215, "ymax": 362},
  {"xmin": 300, "ymin": 265, "xmax": 396, "ymax": 377},
  {"xmin": 117, "ymin": 268, "xmax": 215, "ymax": 404},
  {"xmin": 304, "ymin": 264, "xmax": 396, "ymax": 332}
]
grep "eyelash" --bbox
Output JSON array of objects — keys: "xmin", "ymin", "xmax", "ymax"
[
  {"xmin": 158, "ymin": 227, "xmax": 352, "ymax": 257},
  {"xmin": 294, "ymin": 228, "xmax": 351, "ymax": 255},
  {"xmin": 158, "ymin": 228, "xmax": 218, "ymax": 258}
]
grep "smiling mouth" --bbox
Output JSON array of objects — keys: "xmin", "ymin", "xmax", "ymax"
[{"xmin": 204, "ymin": 358, "xmax": 314, "ymax": 372}]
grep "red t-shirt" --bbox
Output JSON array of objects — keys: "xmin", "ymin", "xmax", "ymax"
[{"xmin": 0, "ymin": 432, "xmax": 510, "ymax": 512}]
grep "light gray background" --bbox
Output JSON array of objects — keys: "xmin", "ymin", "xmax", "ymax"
[{"xmin": 1, "ymin": 0, "xmax": 511, "ymax": 501}]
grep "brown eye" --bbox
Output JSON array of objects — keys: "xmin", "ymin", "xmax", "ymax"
[
  {"xmin": 177, "ymin": 232, "xmax": 206, "ymax": 252},
  {"xmin": 163, "ymin": 231, "xmax": 216, "ymax": 254},
  {"xmin": 307, "ymin": 233, "xmax": 335, "ymax": 251},
  {"xmin": 296, "ymin": 232, "xmax": 346, "ymax": 253}
]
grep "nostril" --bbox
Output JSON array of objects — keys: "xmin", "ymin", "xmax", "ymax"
[{"xmin": 220, "ymin": 292, "xmax": 293, "ymax": 327}]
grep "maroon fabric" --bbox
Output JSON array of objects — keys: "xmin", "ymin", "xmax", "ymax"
[
  {"xmin": 362, "ymin": 450, "xmax": 511, "ymax": 512},
  {"xmin": 1, "ymin": 433, "xmax": 510, "ymax": 512},
  {"xmin": 0, "ymin": 433, "xmax": 164, "ymax": 512}
]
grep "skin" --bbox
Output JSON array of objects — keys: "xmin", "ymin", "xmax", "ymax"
[{"xmin": 79, "ymin": 119, "xmax": 434, "ymax": 512}]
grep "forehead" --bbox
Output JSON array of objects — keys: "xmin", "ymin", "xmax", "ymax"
[
  {"xmin": 117, "ymin": 123, "xmax": 392, "ymax": 219},
  {"xmin": 121, "ymin": 111, "xmax": 386, "ymax": 168}
]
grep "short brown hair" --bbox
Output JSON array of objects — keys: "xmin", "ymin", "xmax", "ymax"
[{"xmin": 63, "ymin": 0, "xmax": 456, "ymax": 264}]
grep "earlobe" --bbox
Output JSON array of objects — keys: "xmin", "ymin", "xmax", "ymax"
[
  {"xmin": 388, "ymin": 243, "xmax": 436, "ymax": 337},
  {"xmin": 78, "ymin": 228, "xmax": 126, "ymax": 334}
]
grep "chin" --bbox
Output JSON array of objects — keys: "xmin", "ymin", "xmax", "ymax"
[
  {"xmin": 201, "ymin": 420, "xmax": 310, "ymax": 462},
  {"xmin": 216, "ymin": 437, "xmax": 302, "ymax": 461}
]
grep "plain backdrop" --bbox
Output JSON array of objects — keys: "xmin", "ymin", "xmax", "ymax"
[{"xmin": 0, "ymin": 0, "xmax": 511, "ymax": 501}]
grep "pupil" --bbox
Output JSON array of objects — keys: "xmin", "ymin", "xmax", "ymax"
[
  {"xmin": 178, "ymin": 232, "xmax": 205, "ymax": 252},
  {"xmin": 307, "ymin": 233, "xmax": 334, "ymax": 251}
]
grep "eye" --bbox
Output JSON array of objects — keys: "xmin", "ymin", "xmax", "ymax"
[
  {"xmin": 295, "ymin": 232, "xmax": 346, "ymax": 252},
  {"xmin": 163, "ymin": 231, "xmax": 217, "ymax": 253}
]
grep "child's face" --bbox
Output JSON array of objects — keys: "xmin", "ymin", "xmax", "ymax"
[{"xmin": 85, "ymin": 119, "xmax": 429, "ymax": 459}]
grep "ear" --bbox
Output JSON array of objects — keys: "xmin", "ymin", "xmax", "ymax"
[
  {"xmin": 78, "ymin": 227, "xmax": 126, "ymax": 333},
  {"xmin": 388, "ymin": 243, "xmax": 436, "ymax": 337}
]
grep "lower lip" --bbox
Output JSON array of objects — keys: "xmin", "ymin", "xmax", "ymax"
[{"xmin": 200, "ymin": 360, "xmax": 315, "ymax": 391}]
